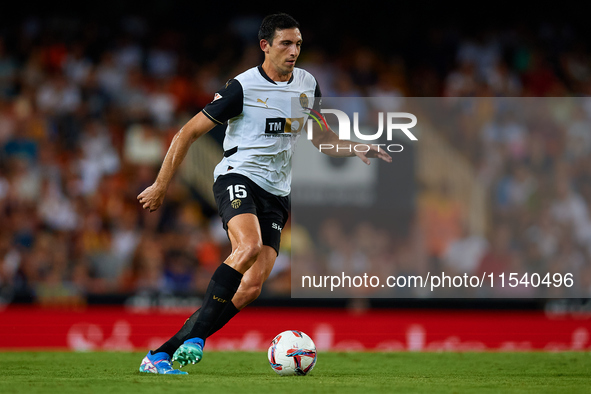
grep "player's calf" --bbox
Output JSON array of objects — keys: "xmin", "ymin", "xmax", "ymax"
[{"xmin": 232, "ymin": 278, "xmax": 263, "ymax": 309}]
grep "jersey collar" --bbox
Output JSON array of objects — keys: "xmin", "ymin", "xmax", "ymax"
[{"xmin": 257, "ymin": 65, "xmax": 294, "ymax": 85}]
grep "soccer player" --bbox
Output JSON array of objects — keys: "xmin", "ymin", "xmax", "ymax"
[{"xmin": 138, "ymin": 13, "xmax": 391, "ymax": 374}]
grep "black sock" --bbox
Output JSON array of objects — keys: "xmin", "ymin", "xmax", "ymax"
[
  {"xmin": 153, "ymin": 295, "xmax": 241, "ymax": 358},
  {"xmin": 187, "ymin": 264, "xmax": 243, "ymax": 340},
  {"xmin": 207, "ymin": 302, "xmax": 240, "ymax": 337},
  {"xmin": 154, "ymin": 308, "xmax": 201, "ymax": 358}
]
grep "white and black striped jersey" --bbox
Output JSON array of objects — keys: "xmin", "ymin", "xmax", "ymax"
[{"xmin": 202, "ymin": 65, "xmax": 321, "ymax": 197}]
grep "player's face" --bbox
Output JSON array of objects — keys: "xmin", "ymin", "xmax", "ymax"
[{"xmin": 265, "ymin": 28, "xmax": 302, "ymax": 76}]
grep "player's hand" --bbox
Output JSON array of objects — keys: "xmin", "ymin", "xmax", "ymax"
[
  {"xmin": 137, "ymin": 183, "xmax": 167, "ymax": 212},
  {"xmin": 354, "ymin": 144, "xmax": 393, "ymax": 165}
]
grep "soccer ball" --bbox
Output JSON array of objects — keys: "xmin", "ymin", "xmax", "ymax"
[{"xmin": 267, "ymin": 330, "xmax": 317, "ymax": 376}]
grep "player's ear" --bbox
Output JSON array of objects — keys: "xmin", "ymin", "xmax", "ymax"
[{"xmin": 260, "ymin": 39, "xmax": 270, "ymax": 54}]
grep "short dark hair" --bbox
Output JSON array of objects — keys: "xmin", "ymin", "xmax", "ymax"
[{"xmin": 258, "ymin": 13, "xmax": 300, "ymax": 45}]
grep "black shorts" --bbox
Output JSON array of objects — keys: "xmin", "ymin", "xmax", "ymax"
[{"xmin": 213, "ymin": 173, "xmax": 290, "ymax": 255}]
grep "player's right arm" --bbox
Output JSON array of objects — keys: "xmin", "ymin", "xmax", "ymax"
[
  {"xmin": 137, "ymin": 112, "xmax": 216, "ymax": 212},
  {"xmin": 138, "ymin": 79, "xmax": 244, "ymax": 212}
]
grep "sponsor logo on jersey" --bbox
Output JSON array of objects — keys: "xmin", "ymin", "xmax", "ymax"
[
  {"xmin": 265, "ymin": 118, "xmax": 286, "ymax": 133},
  {"xmin": 272, "ymin": 222, "xmax": 282, "ymax": 232},
  {"xmin": 265, "ymin": 117, "xmax": 305, "ymax": 134},
  {"xmin": 257, "ymin": 98, "xmax": 269, "ymax": 108},
  {"xmin": 212, "ymin": 93, "xmax": 222, "ymax": 102},
  {"xmin": 290, "ymin": 119, "xmax": 301, "ymax": 132}
]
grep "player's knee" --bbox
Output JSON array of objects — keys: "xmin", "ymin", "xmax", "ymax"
[{"xmin": 234, "ymin": 240, "xmax": 262, "ymax": 267}]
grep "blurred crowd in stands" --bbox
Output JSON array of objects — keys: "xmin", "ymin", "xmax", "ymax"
[
  {"xmin": 1, "ymin": 13, "xmax": 590, "ymax": 304},
  {"xmin": 307, "ymin": 97, "xmax": 591, "ymax": 298}
]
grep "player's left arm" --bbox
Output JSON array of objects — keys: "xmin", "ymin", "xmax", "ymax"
[
  {"xmin": 310, "ymin": 123, "xmax": 392, "ymax": 164},
  {"xmin": 308, "ymin": 79, "xmax": 391, "ymax": 165}
]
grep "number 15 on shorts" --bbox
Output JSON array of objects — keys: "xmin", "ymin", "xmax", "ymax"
[{"xmin": 227, "ymin": 184, "xmax": 247, "ymax": 201}]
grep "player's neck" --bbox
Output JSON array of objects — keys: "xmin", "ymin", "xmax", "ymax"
[{"xmin": 261, "ymin": 61, "xmax": 292, "ymax": 82}]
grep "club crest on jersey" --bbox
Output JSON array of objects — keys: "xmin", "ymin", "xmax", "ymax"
[
  {"xmin": 231, "ymin": 199, "xmax": 242, "ymax": 209},
  {"xmin": 299, "ymin": 93, "xmax": 309, "ymax": 109}
]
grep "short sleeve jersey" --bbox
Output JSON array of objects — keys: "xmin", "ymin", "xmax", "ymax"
[{"xmin": 203, "ymin": 65, "xmax": 321, "ymax": 197}]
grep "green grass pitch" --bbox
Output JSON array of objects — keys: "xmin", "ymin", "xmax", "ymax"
[{"xmin": 0, "ymin": 351, "xmax": 589, "ymax": 393}]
